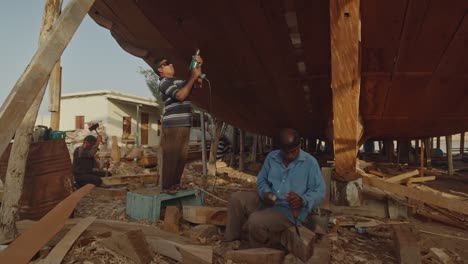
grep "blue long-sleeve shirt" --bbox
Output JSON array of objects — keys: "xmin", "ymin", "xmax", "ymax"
[{"xmin": 257, "ymin": 150, "xmax": 326, "ymax": 224}]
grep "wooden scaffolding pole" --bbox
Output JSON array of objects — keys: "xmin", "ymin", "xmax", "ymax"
[
  {"xmin": 446, "ymin": 135, "xmax": 453, "ymax": 176},
  {"xmin": 0, "ymin": 0, "xmax": 95, "ymax": 158},
  {"xmin": 49, "ymin": 64, "xmax": 62, "ymax": 130},
  {"xmin": 461, "ymin": 132, "xmax": 465, "ymax": 157},
  {"xmin": 0, "ymin": 0, "xmax": 64, "ymax": 242},
  {"xmin": 330, "ymin": 0, "xmax": 362, "ymax": 181}
]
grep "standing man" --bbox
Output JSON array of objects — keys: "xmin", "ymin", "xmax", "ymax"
[
  {"xmin": 224, "ymin": 128, "xmax": 325, "ymax": 248},
  {"xmin": 155, "ymin": 56, "xmax": 203, "ymax": 189}
]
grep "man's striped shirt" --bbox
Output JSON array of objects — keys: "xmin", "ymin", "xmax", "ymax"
[{"xmin": 159, "ymin": 77, "xmax": 193, "ymax": 128}]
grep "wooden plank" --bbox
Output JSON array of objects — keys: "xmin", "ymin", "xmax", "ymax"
[
  {"xmin": 182, "ymin": 206, "xmax": 227, "ymax": 226},
  {"xmin": 163, "ymin": 206, "xmax": 180, "ymax": 234},
  {"xmin": 0, "ymin": 0, "xmax": 95, "ymax": 157},
  {"xmin": 429, "ymin": 248, "xmax": 454, "ymax": 264},
  {"xmin": 49, "ymin": 63, "xmax": 62, "ymax": 130},
  {"xmin": 225, "ymin": 248, "xmax": 285, "ymax": 264},
  {"xmin": 330, "ymin": 0, "xmax": 362, "ymax": 181},
  {"xmin": 38, "ymin": 216, "xmax": 96, "ymax": 264},
  {"xmin": 393, "ymin": 224, "xmax": 421, "ymax": 264},
  {"xmin": 148, "ymin": 238, "xmax": 212, "ymax": 264},
  {"xmin": 111, "ymin": 136, "xmax": 121, "ymax": 162},
  {"xmin": 99, "ymin": 230, "xmax": 155, "ymax": 264},
  {"xmin": 362, "ymin": 176, "xmax": 468, "ymax": 215},
  {"xmin": 385, "ymin": 170, "xmax": 419, "ymax": 183},
  {"xmin": 101, "ymin": 173, "xmax": 157, "ymax": 186},
  {"xmin": 406, "ymin": 176, "xmax": 436, "ymax": 184},
  {"xmin": 0, "ymin": 185, "xmax": 94, "ymax": 263},
  {"xmin": 368, "ymin": 170, "xmax": 389, "ymax": 178}
]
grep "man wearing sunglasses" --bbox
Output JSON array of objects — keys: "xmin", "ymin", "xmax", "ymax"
[
  {"xmin": 155, "ymin": 55, "xmax": 203, "ymax": 189},
  {"xmin": 223, "ymin": 128, "xmax": 325, "ymax": 249}
]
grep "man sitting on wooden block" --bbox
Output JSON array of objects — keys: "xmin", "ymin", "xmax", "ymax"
[
  {"xmin": 224, "ymin": 128, "xmax": 325, "ymax": 248},
  {"xmin": 72, "ymin": 135, "xmax": 111, "ymax": 187}
]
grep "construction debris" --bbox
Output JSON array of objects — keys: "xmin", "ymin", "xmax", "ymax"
[
  {"xmin": 281, "ymin": 226, "xmax": 316, "ymax": 262},
  {"xmin": 183, "ymin": 206, "xmax": 227, "ymax": 226},
  {"xmin": 392, "ymin": 224, "xmax": 421, "ymax": 264},
  {"xmin": 225, "ymin": 248, "xmax": 285, "ymax": 264},
  {"xmin": 163, "ymin": 206, "xmax": 181, "ymax": 234},
  {"xmin": 98, "ymin": 230, "xmax": 155, "ymax": 264}
]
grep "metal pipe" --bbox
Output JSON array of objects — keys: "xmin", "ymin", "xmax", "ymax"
[{"xmin": 200, "ymin": 111, "xmax": 207, "ymax": 176}]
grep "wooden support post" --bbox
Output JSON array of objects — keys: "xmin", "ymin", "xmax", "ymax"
[
  {"xmin": 420, "ymin": 141, "xmax": 424, "ymax": 177},
  {"xmin": 446, "ymin": 135, "xmax": 453, "ymax": 176},
  {"xmin": 49, "ymin": 64, "xmax": 62, "ymax": 130},
  {"xmin": 392, "ymin": 224, "xmax": 421, "ymax": 264},
  {"xmin": 229, "ymin": 128, "xmax": 237, "ymax": 167},
  {"xmin": 251, "ymin": 134, "xmax": 258, "ymax": 162},
  {"xmin": 385, "ymin": 140, "xmax": 394, "ymax": 162},
  {"xmin": 207, "ymin": 119, "xmax": 223, "ymax": 176},
  {"xmin": 436, "ymin": 137, "xmax": 440, "ymax": 149},
  {"xmin": 424, "ymin": 138, "xmax": 432, "ymax": 168},
  {"xmin": 330, "ymin": 0, "xmax": 362, "ymax": 182},
  {"xmin": 0, "ymin": 0, "xmax": 95, "ymax": 157},
  {"xmin": 239, "ymin": 129, "xmax": 245, "ymax": 171},
  {"xmin": 461, "ymin": 132, "xmax": 465, "ymax": 157},
  {"xmin": 0, "ymin": 0, "xmax": 63, "ymax": 242}
]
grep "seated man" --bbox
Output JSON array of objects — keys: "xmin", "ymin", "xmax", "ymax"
[
  {"xmin": 72, "ymin": 135, "xmax": 110, "ymax": 187},
  {"xmin": 224, "ymin": 128, "xmax": 325, "ymax": 248}
]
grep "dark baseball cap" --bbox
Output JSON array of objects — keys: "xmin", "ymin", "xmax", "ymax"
[{"xmin": 278, "ymin": 129, "xmax": 300, "ymax": 151}]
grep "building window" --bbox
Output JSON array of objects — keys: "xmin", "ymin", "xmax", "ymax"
[
  {"xmin": 75, "ymin": 116, "xmax": 84, "ymax": 129},
  {"xmin": 123, "ymin": 116, "xmax": 132, "ymax": 139}
]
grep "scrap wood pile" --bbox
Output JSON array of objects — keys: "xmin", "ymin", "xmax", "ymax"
[{"xmin": 361, "ymin": 163, "xmax": 468, "ymax": 230}]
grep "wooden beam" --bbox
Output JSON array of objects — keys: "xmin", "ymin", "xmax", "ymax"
[
  {"xmin": 239, "ymin": 129, "xmax": 245, "ymax": 171},
  {"xmin": 393, "ymin": 224, "xmax": 421, "ymax": 264},
  {"xmin": 0, "ymin": 0, "xmax": 95, "ymax": 157},
  {"xmin": 38, "ymin": 216, "xmax": 95, "ymax": 264},
  {"xmin": 362, "ymin": 176, "xmax": 468, "ymax": 215},
  {"xmin": 385, "ymin": 170, "xmax": 419, "ymax": 184},
  {"xmin": 182, "ymin": 206, "xmax": 227, "ymax": 226},
  {"xmin": 406, "ymin": 176, "xmax": 436, "ymax": 184},
  {"xmin": 0, "ymin": 0, "xmax": 63, "ymax": 242},
  {"xmin": 461, "ymin": 132, "xmax": 465, "ymax": 157},
  {"xmin": 330, "ymin": 0, "xmax": 361, "ymax": 181},
  {"xmin": 446, "ymin": 135, "xmax": 453, "ymax": 176},
  {"xmin": 163, "ymin": 206, "xmax": 181, "ymax": 234},
  {"xmin": 49, "ymin": 64, "xmax": 62, "ymax": 130},
  {"xmin": 99, "ymin": 230, "xmax": 155, "ymax": 264},
  {"xmin": 225, "ymin": 248, "xmax": 285, "ymax": 264},
  {"xmin": 0, "ymin": 185, "xmax": 94, "ymax": 263},
  {"xmin": 101, "ymin": 173, "xmax": 157, "ymax": 186}
]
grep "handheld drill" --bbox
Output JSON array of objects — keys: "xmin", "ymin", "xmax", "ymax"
[{"xmin": 189, "ymin": 49, "xmax": 206, "ymax": 79}]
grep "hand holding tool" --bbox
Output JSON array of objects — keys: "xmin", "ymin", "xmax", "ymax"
[
  {"xmin": 88, "ymin": 122, "xmax": 100, "ymax": 136},
  {"xmin": 189, "ymin": 49, "xmax": 206, "ymax": 79}
]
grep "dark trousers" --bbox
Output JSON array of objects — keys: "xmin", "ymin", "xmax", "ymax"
[
  {"xmin": 74, "ymin": 171, "xmax": 110, "ymax": 187},
  {"xmin": 158, "ymin": 126, "xmax": 190, "ymax": 189},
  {"xmin": 225, "ymin": 192, "xmax": 292, "ymax": 248}
]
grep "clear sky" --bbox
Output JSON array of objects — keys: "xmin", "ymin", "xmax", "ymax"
[{"xmin": 0, "ymin": 1, "xmax": 153, "ymax": 114}]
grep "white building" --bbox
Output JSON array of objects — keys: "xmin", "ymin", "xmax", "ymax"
[
  {"xmin": 50, "ymin": 90, "xmax": 212, "ymax": 147},
  {"xmin": 59, "ymin": 90, "xmax": 161, "ymax": 146}
]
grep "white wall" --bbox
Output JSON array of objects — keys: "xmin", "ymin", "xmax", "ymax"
[
  {"xmin": 60, "ymin": 95, "xmax": 109, "ymax": 131},
  {"xmin": 35, "ymin": 115, "xmax": 51, "ymax": 127}
]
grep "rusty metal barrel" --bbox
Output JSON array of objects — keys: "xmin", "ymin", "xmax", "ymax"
[{"xmin": 0, "ymin": 139, "xmax": 73, "ymax": 220}]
